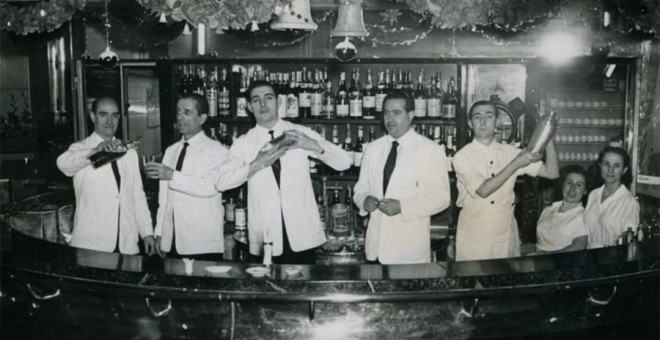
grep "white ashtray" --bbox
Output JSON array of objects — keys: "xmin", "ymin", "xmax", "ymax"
[
  {"xmin": 246, "ymin": 267, "xmax": 270, "ymax": 278},
  {"xmin": 205, "ymin": 265, "xmax": 232, "ymax": 274},
  {"xmin": 285, "ymin": 266, "xmax": 302, "ymax": 276}
]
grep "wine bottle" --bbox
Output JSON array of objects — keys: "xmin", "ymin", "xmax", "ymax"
[
  {"xmin": 298, "ymin": 68, "xmax": 312, "ymax": 118},
  {"xmin": 414, "ymin": 70, "xmax": 427, "ymax": 117},
  {"xmin": 236, "ymin": 75, "xmax": 249, "ymax": 118},
  {"xmin": 234, "ymin": 187, "xmax": 247, "ymax": 231},
  {"xmin": 277, "ymin": 73, "xmax": 288, "ymax": 118},
  {"xmin": 343, "ymin": 124, "xmax": 354, "ymax": 175},
  {"xmin": 330, "ymin": 189, "xmax": 350, "ymax": 237},
  {"xmin": 310, "ymin": 70, "xmax": 323, "ymax": 118},
  {"xmin": 375, "ymin": 69, "xmax": 387, "ymax": 116},
  {"xmin": 363, "ymin": 69, "xmax": 376, "ymax": 120},
  {"xmin": 442, "ymin": 76, "xmax": 457, "ymax": 119},
  {"xmin": 286, "ymin": 71, "xmax": 299, "ymax": 118},
  {"xmin": 336, "ymin": 72, "xmax": 349, "ymax": 118},
  {"xmin": 427, "ymin": 75, "xmax": 442, "ymax": 118},
  {"xmin": 354, "ymin": 125, "xmax": 364, "ymax": 170},
  {"xmin": 322, "ymin": 77, "xmax": 335, "ymax": 119},
  {"xmin": 348, "ymin": 69, "xmax": 363, "ymax": 119},
  {"xmin": 218, "ymin": 68, "xmax": 231, "ymax": 117},
  {"xmin": 206, "ymin": 67, "xmax": 218, "ymax": 117},
  {"xmin": 89, "ymin": 140, "xmax": 141, "ymax": 168}
]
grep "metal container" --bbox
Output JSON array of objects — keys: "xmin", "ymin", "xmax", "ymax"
[{"xmin": 526, "ymin": 111, "xmax": 557, "ymax": 154}]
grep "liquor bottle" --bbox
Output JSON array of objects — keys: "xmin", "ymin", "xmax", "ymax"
[
  {"xmin": 89, "ymin": 140, "xmax": 141, "ymax": 168},
  {"xmin": 225, "ymin": 197, "xmax": 235, "ymax": 223},
  {"xmin": 322, "ymin": 77, "xmax": 335, "ymax": 119},
  {"xmin": 331, "ymin": 124, "xmax": 340, "ymax": 145},
  {"xmin": 375, "ymin": 69, "xmax": 387, "ymax": 115},
  {"xmin": 349, "ymin": 69, "xmax": 363, "ymax": 119},
  {"xmin": 234, "ymin": 187, "xmax": 247, "ymax": 231},
  {"xmin": 396, "ymin": 69, "xmax": 404, "ymax": 90},
  {"xmin": 446, "ymin": 128, "xmax": 456, "ymax": 172},
  {"xmin": 206, "ymin": 67, "xmax": 218, "ymax": 117},
  {"xmin": 218, "ymin": 68, "xmax": 231, "ymax": 117},
  {"xmin": 310, "ymin": 70, "xmax": 323, "ymax": 118},
  {"xmin": 336, "ymin": 72, "xmax": 349, "ymax": 118},
  {"xmin": 277, "ymin": 73, "xmax": 287, "ymax": 118},
  {"xmin": 343, "ymin": 124, "xmax": 354, "ymax": 175},
  {"xmin": 368, "ymin": 126, "xmax": 376, "ymax": 143},
  {"xmin": 354, "ymin": 125, "xmax": 364, "ymax": 170},
  {"xmin": 236, "ymin": 75, "xmax": 249, "ymax": 117},
  {"xmin": 414, "ymin": 70, "xmax": 427, "ymax": 117},
  {"xmin": 177, "ymin": 65, "xmax": 187, "ymax": 97},
  {"xmin": 363, "ymin": 69, "xmax": 376, "ymax": 119},
  {"xmin": 193, "ymin": 66, "xmax": 206, "ymax": 96},
  {"xmin": 185, "ymin": 65, "xmax": 195, "ymax": 95},
  {"xmin": 385, "ymin": 68, "xmax": 393, "ymax": 92},
  {"xmin": 330, "ymin": 189, "xmax": 350, "ymax": 237},
  {"xmin": 286, "ymin": 71, "xmax": 299, "ymax": 118},
  {"xmin": 442, "ymin": 76, "xmax": 457, "ymax": 119},
  {"xmin": 298, "ymin": 69, "xmax": 312, "ymax": 118},
  {"xmin": 426, "ymin": 125, "xmax": 434, "ymax": 140},
  {"xmin": 432, "ymin": 126, "xmax": 441, "ymax": 144},
  {"xmin": 427, "ymin": 75, "xmax": 442, "ymax": 118},
  {"xmin": 209, "ymin": 127, "xmax": 218, "ymax": 140},
  {"xmin": 405, "ymin": 70, "xmax": 414, "ymax": 97}
]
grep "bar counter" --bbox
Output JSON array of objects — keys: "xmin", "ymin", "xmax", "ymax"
[{"xmin": 1, "ymin": 193, "xmax": 659, "ymax": 339}]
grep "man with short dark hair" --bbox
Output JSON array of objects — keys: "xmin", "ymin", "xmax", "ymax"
[
  {"xmin": 453, "ymin": 100, "xmax": 559, "ymax": 261},
  {"xmin": 216, "ymin": 81, "xmax": 351, "ymax": 264},
  {"xmin": 57, "ymin": 97, "xmax": 155, "ymax": 255},
  {"xmin": 146, "ymin": 93, "xmax": 228, "ymax": 261},
  {"xmin": 353, "ymin": 90, "xmax": 450, "ymax": 264}
]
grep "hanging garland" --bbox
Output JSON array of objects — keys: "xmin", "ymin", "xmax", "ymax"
[
  {"xmin": 402, "ymin": 0, "xmax": 565, "ymax": 30},
  {"xmin": 0, "ymin": 0, "xmax": 86, "ymax": 35},
  {"xmin": 136, "ymin": 0, "xmax": 291, "ymax": 34},
  {"xmin": 364, "ymin": 9, "xmax": 435, "ymax": 47}
]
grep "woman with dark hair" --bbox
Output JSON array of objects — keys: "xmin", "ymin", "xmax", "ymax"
[
  {"xmin": 585, "ymin": 146, "xmax": 640, "ymax": 248},
  {"xmin": 534, "ymin": 165, "xmax": 589, "ymax": 253}
]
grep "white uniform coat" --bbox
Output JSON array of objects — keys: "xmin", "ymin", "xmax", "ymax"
[
  {"xmin": 216, "ymin": 119, "xmax": 351, "ymax": 256},
  {"xmin": 154, "ymin": 131, "xmax": 228, "ymax": 255},
  {"xmin": 453, "ymin": 140, "xmax": 540, "ymax": 261},
  {"xmin": 353, "ymin": 130, "xmax": 451, "ymax": 264},
  {"xmin": 584, "ymin": 184, "xmax": 639, "ymax": 248},
  {"xmin": 56, "ymin": 132, "xmax": 153, "ymax": 254}
]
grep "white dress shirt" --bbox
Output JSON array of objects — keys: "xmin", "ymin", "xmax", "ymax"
[
  {"xmin": 56, "ymin": 132, "xmax": 153, "ymax": 254},
  {"xmin": 154, "ymin": 131, "xmax": 228, "ymax": 255},
  {"xmin": 453, "ymin": 140, "xmax": 541, "ymax": 261},
  {"xmin": 353, "ymin": 129, "xmax": 450, "ymax": 264},
  {"xmin": 216, "ymin": 119, "xmax": 351, "ymax": 256},
  {"xmin": 536, "ymin": 201, "xmax": 587, "ymax": 252},
  {"xmin": 584, "ymin": 184, "xmax": 639, "ymax": 248}
]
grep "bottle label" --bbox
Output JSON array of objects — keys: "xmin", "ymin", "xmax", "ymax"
[
  {"xmin": 299, "ymin": 92, "xmax": 312, "ymax": 108},
  {"xmin": 349, "ymin": 99, "xmax": 363, "ymax": 117},
  {"xmin": 218, "ymin": 91, "xmax": 230, "ymax": 116},
  {"xmin": 354, "ymin": 151, "xmax": 363, "ymax": 167},
  {"xmin": 277, "ymin": 94, "xmax": 287, "ymax": 118},
  {"xmin": 330, "ymin": 204, "xmax": 350, "ymax": 236},
  {"xmin": 427, "ymin": 99, "xmax": 441, "ymax": 117},
  {"xmin": 311, "ymin": 93, "xmax": 323, "ymax": 116},
  {"xmin": 235, "ymin": 208, "xmax": 246, "ymax": 230},
  {"xmin": 286, "ymin": 94, "xmax": 299, "ymax": 117},
  {"xmin": 363, "ymin": 96, "xmax": 376, "ymax": 108},
  {"xmin": 414, "ymin": 99, "xmax": 427, "ymax": 117},
  {"xmin": 236, "ymin": 98, "xmax": 248, "ymax": 117},
  {"xmin": 375, "ymin": 93, "xmax": 387, "ymax": 112},
  {"xmin": 336, "ymin": 104, "xmax": 349, "ymax": 117},
  {"xmin": 442, "ymin": 104, "xmax": 456, "ymax": 119}
]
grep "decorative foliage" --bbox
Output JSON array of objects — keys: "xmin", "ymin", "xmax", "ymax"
[
  {"xmin": 366, "ymin": 9, "xmax": 434, "ymax": 47},
  {"xmin": 612, "ymin": 0, "xmax": 659, "ymax": 37},
  {"xmin": 136, "ymin": 0, "xmax": 291, "ymax": 34},
  {"xmin": 401, "ymin": 0, "xmax": 565, "ymax": 31},
  {"xmin": 107, "ymin": 0, "xmax": 185, "ymax": 48},
  {"xmin": 0, "ymin": 0, "xmax": 86, "ymax": 35}
]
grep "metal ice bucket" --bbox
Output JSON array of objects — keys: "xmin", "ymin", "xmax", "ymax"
[{"xmin": 9, "ymin": 191, "xmax": 74, "ymax": 244}]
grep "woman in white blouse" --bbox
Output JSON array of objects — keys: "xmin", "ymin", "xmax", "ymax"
[
  {"xmin": 535, "ymin": 165, "xmax": 588, "ymax": 253},
  {"xmin": 584, "ymin": 147, "xmax": 640, "ymax": 248}
]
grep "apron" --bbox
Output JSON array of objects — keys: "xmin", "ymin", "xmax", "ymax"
[{"xmin": 455, "ymin": 207, "xmax": 519, "ymax": 261}]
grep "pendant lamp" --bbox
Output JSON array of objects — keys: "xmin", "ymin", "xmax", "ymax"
[
  {"xmin": 98, "ymin": 0, "xmax": 118, "ymax": 69},
  {"xmin": 270, "ymin": 0, "xmax": 318, "ymax": 31}
]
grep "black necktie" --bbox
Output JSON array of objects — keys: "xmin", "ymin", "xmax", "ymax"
[
  {"xmin": 269, "ymin": 130, "xmax": 281, "ymax": 188},
  {"xmin": 111, "ymin": 160, "xmax": 121, "ymax": 190},
  {"xmin": 383, "ymin": 140, "xmax": 398, "ymax": 195},
  {"xmin": 175, "ymin": 142, "xmax": 189, "ymax": 171}
]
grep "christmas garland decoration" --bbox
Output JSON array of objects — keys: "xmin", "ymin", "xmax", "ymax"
[
  {"xmin": 364, "ymin": 9, "xmax": 435, "ymax": 47},
  {"xmin": 136, "ymin": 0, "xmax": 291, "ymax": 34},
  {"xmin": 0, "ymin": 0, "xmax": 86, "ymax": 35},
  {"xmin": 402, "ymin": 0, "xmax": 565, "ymax": 31}
]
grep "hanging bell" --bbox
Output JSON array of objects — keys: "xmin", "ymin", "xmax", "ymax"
[
  {"xmin": 270, "ymin": 0, "xmax": 317, "ymax": 31},
  {"xmin": 331, "ymin": 0, "xmax": 369, "ymax": 37}
]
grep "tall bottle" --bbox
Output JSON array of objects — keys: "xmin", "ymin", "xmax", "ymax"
[
  {"xmin": 322, "ymin": 77, "xmax": 335, "ymax": 119},
  {"xmin": 336, "ymin": 72, "xmax": 349, "ymax": 118},
  {"xmin": 298, "ymin": 69, "xmax": 312, "ymax": 118},
  {"xmin": 277, "ymin": 73, "xmax": 288, "ymax": 118},
  {"xmin": 375, "ymin": 69, "xmax": 387, "ymax": 116},
  {"xmin": 414, "ymin": 70, "xmax": 427, "ymax": 117},
  {"xmin": 193, "ymin": 66, "xmax": 206, "ymax": 96},
  {"xmin": 236, "ymin": 75, "xmax": 249, "ymax": 117},
  {"xmin": 286, "ymin": 71, "xmax": 299, "ymax": 118},
  {"xmin": 363, "ymin": 69, "xmax": 376, "ymax": 119},
  {"xmin": 348, "ymin": 69, "xmax": 363, "ymax": 119},
  {"xmin": 177, "ymin": 65, "xmax": 188, "ymax": 97},
  {"xmin": 445, "ymin": 128, "xmax": 456, "ymax": 172},
  {"xmin": 217, "ymin": 68, "xmax": 231, "ymax": 116},
  {"xmin": 206, "ymin": 67, "xmax": 218, "ymax": 117},
  {"xmin": 427, "ymin": 74, "xmax": 442, "ymax": 118},
  {"xmin": 354, "ymin": 125, "xmax": 364, "ymax": 170},
  {"xmin": 310, "ymin": 70, "xmax": 323, "ymax": 118},
  {"xmin": 330, "ymin": 189, "xmax": 350, "ymax": 237},
  {"xmin": 234, "ymin": 187, "xmax": 247, "ymax": 231},
  {"xmin": 441, "ymin": 76, "xmax": 457, "ymax": 119},
  {"xmin": 343, "ymin": 124, "xmax": 354, "ymax": 175}
]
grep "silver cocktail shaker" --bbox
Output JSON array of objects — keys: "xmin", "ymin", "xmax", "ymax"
[{"xmin": 526, "ymin": 111, "xmax": 557, "ymax": 154}]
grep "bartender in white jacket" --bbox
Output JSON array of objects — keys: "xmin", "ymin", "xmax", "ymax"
[
  {"xmin": 353, "ymin": 91, "xmax": 451, "ymax": 264},
  {"xmin": 453, "ymin": 100, "xmax": 558, "ymax": 261},
  {"xmin": 216, "ymin": 80, "xmax": 351, "ymax": 264},
  {"xmin": 57, "ymin": 97, "xmax": 155, "ymax": 255},
  {"xmin": 145, "ymin": 93, "xmax": 228, "ymax": 261}
]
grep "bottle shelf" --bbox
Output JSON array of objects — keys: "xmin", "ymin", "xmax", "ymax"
[
  {"xmin": 551, "ymin": 106, "xmax": 624, "ymax": 111},
  {"xmin": 205, "ymin": 116, "xmax": 457, "ymax": 126},
  {"xmin": 558, "ymin": 124, "xmax": 623, "ymax": 129},
  {"xmin": 554, "ymin": 142, "xmax": 607, "ymax": 145}
]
